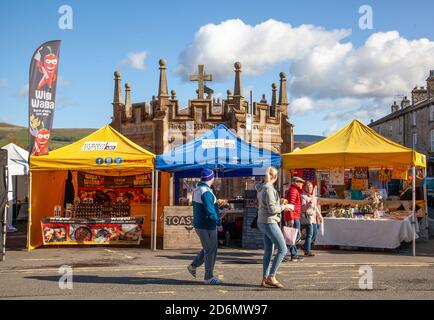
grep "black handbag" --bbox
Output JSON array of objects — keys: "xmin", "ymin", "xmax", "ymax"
[{"xmin": 250, "ymin": 213, "xmax": 258, "ymax": 229}]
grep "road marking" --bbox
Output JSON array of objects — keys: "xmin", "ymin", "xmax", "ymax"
[
  {"xmin": 22, "ymin": 258, "xmax": 62, "ymax": 261},
  {"xmin": 124, "ymin": 291, "xmax": 176, "ymax": 295},
  {"xmin": 104, "ymin": 249, "xmax": 134, "ymax": 260},
  {"xmin": 295, "ymin": 284, "xmax": 316, "ymax": 288}
]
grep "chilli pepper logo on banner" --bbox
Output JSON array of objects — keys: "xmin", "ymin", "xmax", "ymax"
[{"xmin": 28, "ymin": 40, "xmax": 61, "ymax": 156}]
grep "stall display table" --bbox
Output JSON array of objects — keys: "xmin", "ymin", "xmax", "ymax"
[
  {"xmin": 316, "ymin": 215, "xmax": 418, "ymax": 249},
  {"xmin": 41, "ymin": 216, "xmax": 144, "ymax": 245}
]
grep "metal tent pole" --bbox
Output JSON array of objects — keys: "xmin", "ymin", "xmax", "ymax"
[
  {"xmin": 152, "ymin": 170, "xmax": 159, "ymax": 251},
  {"xmin": 150, "ymin": 170, "xmax": 155, "ymax": 250},
  {"xmin": 1, "ymin": 164, "xmax": 8, "ymax": 261},
  {"xmin": 412, "ymin": 166, "xmax": 416, "ymax": 257},
  {"xmin": 423, "ymin": 168, "xmax": 429, "ymax": 231},
  {"xmin": 27, "ymin": 171, "xmax": 32, "ymax": 252}
]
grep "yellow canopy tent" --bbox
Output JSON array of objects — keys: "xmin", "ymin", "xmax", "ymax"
[
  {"xmin": 28, "ymin": 125, "xmax": 164, "ymax": 250},
  {"xmin": 282, "ymin": 119, "xmax": 427, "ymax": 256},
  {"xmin": 282, "ymin": 120, "xmax": 426, "ymax": 169}
]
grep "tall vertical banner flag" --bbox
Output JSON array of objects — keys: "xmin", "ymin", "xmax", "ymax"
[{"xmin": 28, "ymin": 40, "xmax": 61, "ymax": 156}]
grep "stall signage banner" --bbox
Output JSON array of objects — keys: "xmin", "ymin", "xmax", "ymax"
[
  {"xmin": 28, "ymin": 40, "xmax": 61, "ymax": 156},
  {"xmin": 78, "ymin": 172, "xmax": 152, "ymax": 188},
  {"xmin": 353, "ymin": 167, "xmax": 368, "ymax": 179},
  {"xmin": 201, "ymin": 139, "xmax": 236, "ymax": 149},
  {"xmin": 82, "ymin": 142, "xmax": 118, "ymax": 151}
]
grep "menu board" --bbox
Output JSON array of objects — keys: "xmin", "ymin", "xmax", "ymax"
[{"xmin": 77, "ymin": 172, "xmax": 153, "ymax": 204}]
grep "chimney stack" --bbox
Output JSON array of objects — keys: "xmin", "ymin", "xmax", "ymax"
[
  {"xmin": 391, "ymin": 101, "xmax": 399, "ymax": 113},
  {"xmin": 427, "ymin": 70, "xmax": 434, "ymax": 99},
  {"xmin": 411, "ymin": 86, "xmax": 428, "ymax": 105},
  {"xmin": 400, "ymin": 96, "xmax": 411, "ymax": 109}
]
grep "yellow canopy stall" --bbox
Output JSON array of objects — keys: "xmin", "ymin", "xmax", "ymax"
[
  {"xmin": 282, "ymin": 119, "xmax": 427, "ymax": 256},
  {"xmin": 282, "ymin": 120, "xmax": 426, "ymax": 169},
  {"xmin": 28, "ymin": 125, "xmax": 167, "ymax": 250}
]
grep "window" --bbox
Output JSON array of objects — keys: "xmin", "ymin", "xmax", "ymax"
[
  {"xmin": 431, "ymin": 130, "xmax": 434, "ymax": 151},
  {"xmin": 412, "ymin": 112, "xmax": 417, "ymax": 126},
  {"xmin": 399, "ymin": 118, "xmax": 403, "ymax": 133},
  {"xmin": 389, "ymin": 125, "xmax": 393, "ymax": 136},
  {"xmin": 430, "ymin": 105, "xmax": 434, "ymax": 122},
  {"xmin": 412, "ymin": 133, "xmax": 417, "ymax": 149}
]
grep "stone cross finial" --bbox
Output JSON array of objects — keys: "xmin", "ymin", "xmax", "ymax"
[{"xmin": 190, "ymin": 64, "xmax": 212, "ymax": 99}]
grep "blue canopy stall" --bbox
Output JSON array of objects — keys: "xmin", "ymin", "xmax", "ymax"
[
  {"xmin": 156, "ymin": 124, "xmax": 280, "ymax": 201},
  {"xmin": 155, "ymin": 125, "xmax": 280, "ymax": 249}
]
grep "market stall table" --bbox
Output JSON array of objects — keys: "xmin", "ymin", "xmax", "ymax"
[{"xmin": 316, "ymin": 215, "xmax": 418, "ymax": 249}]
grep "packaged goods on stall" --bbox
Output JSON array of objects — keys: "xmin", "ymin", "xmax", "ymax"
[{"xmin": 330, "ymin": 168, "xmax": 345, "ymax": 185}]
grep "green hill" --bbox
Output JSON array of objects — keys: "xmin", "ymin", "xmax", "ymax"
[{"xmin": 0, "ymin": 123, "xmax": 95, "ymax": 150}]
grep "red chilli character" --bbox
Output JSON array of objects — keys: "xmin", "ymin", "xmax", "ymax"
[
  {"xmin": 36, "ymin": 46, "xmax": 58, "ymax": 90},
  {"xmin": 33, "ymin": 129, "xmax": 51, "ymax": 156}
]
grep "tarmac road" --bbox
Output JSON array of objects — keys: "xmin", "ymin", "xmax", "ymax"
[{"xmin": 1, "ymin": 242, "xmax": 434, "ymax": 300}]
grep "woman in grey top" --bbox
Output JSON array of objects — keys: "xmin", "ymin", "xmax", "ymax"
[{"xmin": 256, "ymin": 167, "xmax": 293, "ymax": 288}]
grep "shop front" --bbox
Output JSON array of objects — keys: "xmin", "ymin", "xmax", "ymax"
[
  {"xmin": 28, "ymin": 125, "xmax": 168, "ymax": 250},
  {"xmin": 156, "ymin": 125, "xmax": 280, "ymax": 249},
  {"xmin": 282, "ymin": 120, "xmax": 427, "ymax": 255}
]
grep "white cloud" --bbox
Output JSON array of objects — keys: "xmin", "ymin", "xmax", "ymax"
[
  {"xmin": 17, "ymin": 84, "xmax": 29, "ymax": 97},
  {"xmin": 178, "ymin": 19, "xmax": 434, "ymax": 123},
  {"xmin": 290, "ymin": 31, "xmax": 434, "ymax": 100},
  {"xmin": 177, "ymin": 19, "xmax": 351, "ymax": 81},
  {"xmin": 120, "ymin": 51, "xmax": 148, "ymax": 70}
]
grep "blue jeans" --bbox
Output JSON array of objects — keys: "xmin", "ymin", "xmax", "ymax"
[
  {"xmin": 303, "ymin": 224, "xmax": 314, "ymax": 253},
  {"xmin": 312, "ymin": 223, "xmax": 319, "ymax": 244},
  {"xmin": 288, "ymin": 219, "xmax": 301, "ymax": 257},
  {"xmin": 191, "ymin": 228, "xmax": 218, "ymax": 280},
  {"xmin": 258, "ymin": 222, "xmax": 288, "ymax": 278}
]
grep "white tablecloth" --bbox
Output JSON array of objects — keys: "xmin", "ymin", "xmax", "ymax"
[{"xmin": 316, "ymin": 216, "xmax": 418, "ymax": 249}]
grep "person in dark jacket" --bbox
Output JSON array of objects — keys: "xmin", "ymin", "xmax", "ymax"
[
  {"xmin": 284, "ymin": 176, "xmax": 305, "ymax": 262},
  {"xmin": 187, "ymin": 169, "xmax": 223, "ymax": 285}
]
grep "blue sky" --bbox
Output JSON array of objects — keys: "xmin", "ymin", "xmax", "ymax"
[{"xmin": 1, "ymin": 0, "xmax": 434, "ymax": 136}]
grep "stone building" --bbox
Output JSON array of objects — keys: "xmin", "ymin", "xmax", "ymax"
[
  {"xmin": 110, "ymin": 59, "xmax": 294, "ymax": 200},
  {"xmin": 369, "ymin": 70, "xmax": 434, "ymax": 174}
]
